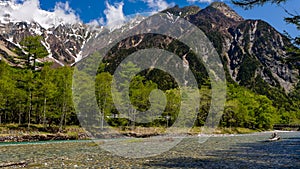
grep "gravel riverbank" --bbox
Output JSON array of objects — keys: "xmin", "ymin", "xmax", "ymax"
[
  {"xmin": 0, "ymin": 131, "xmax": 299, "ymax": 168},
  {"xmin": 0, "ymin": 133, "xmax": 90, "ymax": 142}
]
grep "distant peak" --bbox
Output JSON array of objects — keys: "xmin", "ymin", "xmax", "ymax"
[
  {"xmin": 162, "ymin": 5, "xmax": 201, "ymax": 18},
  {"xmin": 210, "ymin": 2, "xmax": 244, "ymax": 22},
  {"xmin": 210, "ymin": 2, "xmax": 229, "ymax": 8}
]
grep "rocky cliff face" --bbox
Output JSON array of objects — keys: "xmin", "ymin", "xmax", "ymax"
[
  {"xmin": 97, "ymin": 2, "xmax": 299, "ymax": 92},
  {"xmin": 177, "ymin": 2, "xmax": 299, "ymax": 92},
  {"xmin": 0, "ymin": 21, "xmax": 98, "ymax": 67},
  {"xmin": 0, "ymin": 2, "xmax": 299, "ymax": 93}
]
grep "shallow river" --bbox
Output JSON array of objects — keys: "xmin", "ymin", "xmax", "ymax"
[{"xmin": 0, "ymin": 131, "xmax": 299, "ymax": 168}]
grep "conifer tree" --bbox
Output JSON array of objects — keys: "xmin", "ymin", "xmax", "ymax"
[{"xmin": 20, "ymin": 36, "xmax": 48, "ymax": 70}]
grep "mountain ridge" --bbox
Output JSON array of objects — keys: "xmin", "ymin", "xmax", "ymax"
[
  {"xmin": 0, "ymin": 2, "xmax": 299, "ymax": 93},
  {"xmin": 180, "ymin": 2, "xmax": 298, "ymax": 92}
]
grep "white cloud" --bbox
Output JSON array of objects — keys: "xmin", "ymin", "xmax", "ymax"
[
  {"xmin": 0, "ymin": 0, "xmax": 81, "ymax": 29},
  {"xmin": 87, "ymin": 18, "xmax": 105, "ymax": 26},
  {"xmin": 87, "ymin": 19, "xmax": 100, "ymax": 27},
  {"xmin": 52, "ymin": 1, "xmax": 80, "ymax": 25},
  {"xmin": 104, "ymin": 1, "xmax": 127, "ymax": 31},
  {"xmin": 143, "ymin": 0, "xmax": 175, "ymax": 12},
  {"xmin": 100, "ymin": 0, "xmax": 174, "ymax": 30},
  {"xmin": 187, "ymin": 0, "xmax": 213, "ymax": 3},
  {"xmin": 0, "ymin": 0, "xmax": 175, "ymax": 29}
]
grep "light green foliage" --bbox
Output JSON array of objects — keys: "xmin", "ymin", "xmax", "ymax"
[
  {"xmin": 38, "ymin": 64, "xmax": 57, "ymax": 126},
  {"xmin": 195, "ymin": 86, "xmax": 211, "ymax": 126},
  {"xmin": 95, "ymin": 72, "xmax": 114, "ymax": 128},
  {"xmin": 1, "ymin": 58, "xmax": 298, "ymax": 130},
  {"xmin": 0, "ymin": 61, "xmax": 76, "ymax": 128},
  {"xmin": 130, "ymin": 75, "xmax": 158, "ymax": 111},
  {"xmin": 0, "ymin": 62, "xmax": 15, "ymax": 124},
  {"xmin": 164, "ymin": 89, "xmax": 181, "ymax": 125},
  {"xmin": 54, "ymin": 66, "xmax": 74, "ymax": 130},
  {"xmin": 222, "ymin": 84, "xmax": 279, "ymax": 129}
]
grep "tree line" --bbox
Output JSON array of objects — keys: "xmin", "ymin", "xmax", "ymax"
[
  {"xmin": 0, "ymin": 62, "xmax": 76, "ymax": 130},
  {"xmin": 1, "ymin": 14, "xmax": 300, "ymax": 131},
  {"xmin": 0, "ymin": 36, "xmax": 76, "ymax": 131},
  {"xmin": 77, "ymin": 59, "xmax": 299, "ymax": 130},
  {"xmin": 1, "ymin": 58, "xmax": 300, "ymax": 131}
]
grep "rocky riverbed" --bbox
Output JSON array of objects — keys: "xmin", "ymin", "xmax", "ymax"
[
  {"xmin": 0, "ymin": 133, "xmax": 90, "ymax": 142},
  {"xmin": 0, "ymin": 131, "xmax": 299, "ymax": 168}
]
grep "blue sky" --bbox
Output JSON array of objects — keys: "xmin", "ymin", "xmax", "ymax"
[{"xmin": 8, "ymin": 0, "xmax": 300, "ymax": 37}]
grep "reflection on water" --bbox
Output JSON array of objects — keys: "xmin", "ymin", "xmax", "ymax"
[{"xmin": 0, "ymin": 131, "xmax": 299, "ymax": 168}]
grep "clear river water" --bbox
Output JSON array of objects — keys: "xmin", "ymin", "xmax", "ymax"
[{"xmin": 0, "ymin": 131, "xmax": 299, "ymax": 168}]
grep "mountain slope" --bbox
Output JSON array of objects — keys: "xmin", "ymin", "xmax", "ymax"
[
  {"xmin": 0, "ymin": 2, "xmax": 299, "ymax": 94},
  {"xmin": 87, "ymin": 2, "xmax": 299, "ymax": 94},
  {"xmin": 173, "ymin": 2, "xmax": 299, "ymax": 92},
  {"xmin": 0, "ymin": 21, "xmax": 99, "ymax": 67}
]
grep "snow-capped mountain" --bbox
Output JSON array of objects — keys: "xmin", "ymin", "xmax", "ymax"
[
  {"xmin": 0, "ymin": 0, "xmax": 98, "ymax": 67},
  {"xmin": 0, "ymin": 1, "xmax": 299, "ymax": 94},
  {"xmin": 0, "ymin": 20, "xmax": 100, "ymax": 67},
  {"xmin": 0, "ymin": 0, "xmax": 148, "ymax": 67}
]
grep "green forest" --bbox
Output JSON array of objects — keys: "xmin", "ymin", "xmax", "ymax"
[
  {"xmin": 0, "ymin": 34, "xmax": 300, "ymax": 132},
  {"xmin": 0, "ymin": 62, "xmax": 76, "ymax": 130},
  {"xmin": 1, "ymin": 58, "xmax": 300, "ymax": 131}
]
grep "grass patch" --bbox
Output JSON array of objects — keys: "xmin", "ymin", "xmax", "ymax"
[{"xmin": 66, "ymin": 131, "xmax": 79, "ymax": 139}]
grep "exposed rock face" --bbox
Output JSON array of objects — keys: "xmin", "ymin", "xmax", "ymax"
[
  {"xmin": 226, "ymin": 20, "xmax": 298, "ymax": 91},
  {"xmin": 98, "ymin": 2, "xmax": 299, "ymax": 92},
  {"xmin": 210, "ymin": 2, "xmax": 244, "ymax": 22},
  {"xmin": 164, "ymin": 5, "xmax": 201, "ymax": 18},
  {"xmin": 169, "ymin": 2, "xmax": 299, "ymax": 92},
  {"xmin": 0, "ymin": 21, "xmax": 97, "ymax": 67},
  {"xmin": 0, "ymin": 2, "xmax": 299, "ymax": 92}
]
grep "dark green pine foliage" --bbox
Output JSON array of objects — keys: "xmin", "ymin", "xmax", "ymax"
[{"xmin": 20, "ymin": 36, "xmax": 48, "ymax": 70}]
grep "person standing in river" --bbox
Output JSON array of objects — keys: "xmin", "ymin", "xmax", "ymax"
[{"xmin": 271, "ymin": 132, "xmax": 279, "ymax": 139}]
